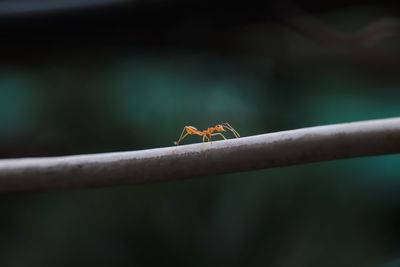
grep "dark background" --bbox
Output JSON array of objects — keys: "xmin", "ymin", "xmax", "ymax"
[{"xmin": 0, "ymin": 0, "xmax": 400, "ymax": 266}]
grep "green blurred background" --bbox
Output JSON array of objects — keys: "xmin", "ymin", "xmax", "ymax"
[{"xmin": 0, "ymin": 1, "xmax": 400, "ymax": 266}]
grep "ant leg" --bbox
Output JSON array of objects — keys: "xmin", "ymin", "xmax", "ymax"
[
  {"xmin": 203, "ymin": 135, "xmax": 211, "ymax": 142},
  {"xmin": 175, "ymin": 132, "xmax": 189, "ymax": 145},
  {"xmin": 222, "ymin": 123, "xmax": 240, "ymax": 138},
  {"xmin": 211, "ymin": 133, "xmax": 227, "ymax": 140},
  {"xmin": 174, "ymin": 127, "xmax": 189, "ymax": 145}
]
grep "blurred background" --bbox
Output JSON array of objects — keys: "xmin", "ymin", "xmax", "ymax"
[{"xmin": 0, "ymin": 0, "xmax": 400, "ymax": 266}]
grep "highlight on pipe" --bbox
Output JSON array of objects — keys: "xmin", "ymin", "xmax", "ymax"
[{"xmin": 174, "ymin": 122, "xmax": 240, "ymax": 145}]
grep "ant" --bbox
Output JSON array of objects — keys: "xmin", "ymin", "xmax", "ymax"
[{"xmin": 174, "ymin": 122, "xmax": 240, "ymax": 145}]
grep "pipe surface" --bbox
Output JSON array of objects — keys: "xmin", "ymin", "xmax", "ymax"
[{"xmin": 0, "ymin": 117, "xmax": 399, "ymax": 192}]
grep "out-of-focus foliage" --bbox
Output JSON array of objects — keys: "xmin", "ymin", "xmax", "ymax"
[{"xmin": 0, "ymin": 1, "xmax": 400, "ymax": 267}]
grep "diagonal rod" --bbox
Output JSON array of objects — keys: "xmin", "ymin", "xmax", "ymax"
[{"xmin": 0, "ymin": 117, "xmax": 399, "ymax": 192}]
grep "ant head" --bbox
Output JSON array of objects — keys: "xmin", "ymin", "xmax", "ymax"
[{"xmin": 214, "ymin": 124, "xmax": 225, "ymax": 132}]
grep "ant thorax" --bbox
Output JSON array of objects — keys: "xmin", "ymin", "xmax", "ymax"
[{"xmin": 206, "ymin": 127, "xmax": 216, "ymax": 133}]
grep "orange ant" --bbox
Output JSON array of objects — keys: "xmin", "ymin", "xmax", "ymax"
[{"xmin": 174, "ymin": 122, "xmax": 240, "ymax": 145}]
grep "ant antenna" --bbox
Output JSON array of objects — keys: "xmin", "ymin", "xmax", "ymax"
[{"xmin": 221, "ymin": 122, "xmax": 240, "ymax": 138}]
